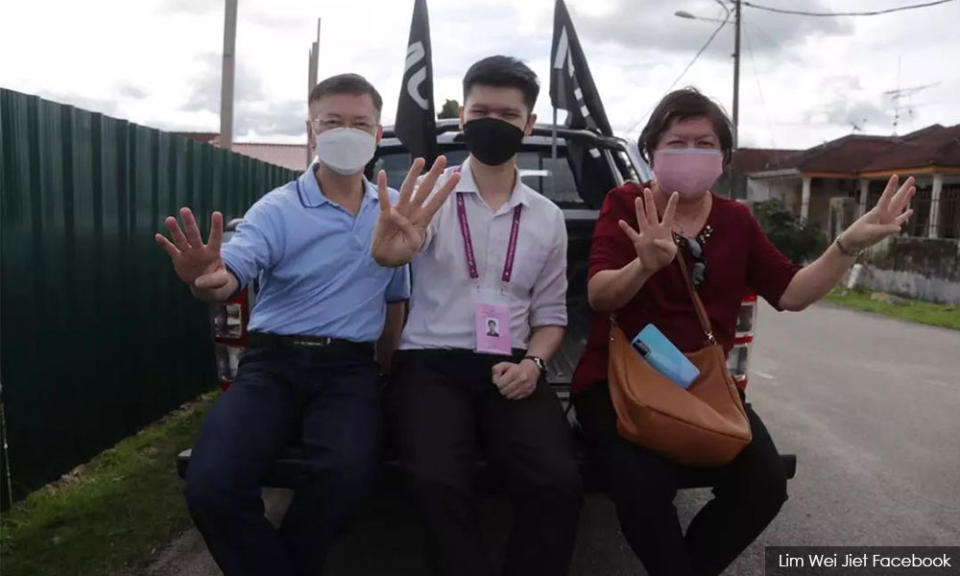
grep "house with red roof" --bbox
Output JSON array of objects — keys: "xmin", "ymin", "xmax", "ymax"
[{"xmin": 740, "ymin": 124, "xmax": 960, "ymax": 240}]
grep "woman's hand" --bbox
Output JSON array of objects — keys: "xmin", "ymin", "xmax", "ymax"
[
  {"xmin": 618, "ymin": 187, "xmax": 680, "ymax": 274},
  {"xmin": 779, "ymin": 174, "xmax": 917, "ymax": 311},
  {"xmin": 840, "ymin": 175, "xmax": 915, "ymax": 252}
]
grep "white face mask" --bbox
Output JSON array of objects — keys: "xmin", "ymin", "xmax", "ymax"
[{"xmin": 313, "ymin": 127, "xmax": 376, "ymax": 175}]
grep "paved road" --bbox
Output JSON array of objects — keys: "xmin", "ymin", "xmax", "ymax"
[{"xmin": 147, "ymin": 302, "xmax": 960, "ymax": 576}]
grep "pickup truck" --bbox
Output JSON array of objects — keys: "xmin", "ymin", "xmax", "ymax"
[{"xmin": 178, "ymin": 120, "xmax": 796, "ymax": 490}]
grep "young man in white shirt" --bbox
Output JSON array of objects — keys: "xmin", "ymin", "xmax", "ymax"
[{"xmin": 371, "ymin": 55, "xmax": 582, "ymax": 576}]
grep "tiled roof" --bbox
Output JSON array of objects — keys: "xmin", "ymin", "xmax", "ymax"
[
  {"xmin": 731, "ymin": 148, "xmax": 802, "ymax": 173},
  {"xmin": 747, "ymin": 124, "xmax": 960, "ymax": 176},
  {"xmin": 859, "ymin": 124, "xmax": 960, "ymax": 172}
]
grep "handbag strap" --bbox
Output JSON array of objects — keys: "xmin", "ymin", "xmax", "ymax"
[
  {"xmin": 675, "ymin": 248, "xmax": 717, "ymax": 345},
  {"xmin": 609, "ymin": 243, "xmax": 717, "ymax": 346}
]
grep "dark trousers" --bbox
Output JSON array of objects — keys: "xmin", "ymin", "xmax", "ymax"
[
  {"xmin": 389, "ymin": 349, "xmax": 583, "ymax": 576},
  {"xmin": 573, "ymin": 382, "xmax": 788, "ymax": 576},
  {"xmin": 185, "ymin": 347, "xmax": 381, "ymax": 576}
]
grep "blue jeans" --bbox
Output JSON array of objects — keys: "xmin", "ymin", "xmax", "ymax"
[{"xmin": 185, "ymin": 346, "xmax": 381, "ymax": 576}]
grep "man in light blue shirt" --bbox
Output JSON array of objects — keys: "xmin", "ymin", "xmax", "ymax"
[
  {"xmin": 155, "ymin": 73, "xmax": 456, "ymax": 576},
  {"xmin": 221, "ymin": 156, "xmax": 410, "ymax": 341}
]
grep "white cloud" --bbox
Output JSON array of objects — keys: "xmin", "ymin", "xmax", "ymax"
[{"xmin": 1, "ymin": 0, "xmax": 958, "ymax": 149}]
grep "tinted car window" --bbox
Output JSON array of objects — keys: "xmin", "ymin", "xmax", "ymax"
[
  {"xmin": 516, "ymin": 149, "xmax": 582, "ymax": 207},
  {"xmin": 373, "ymin": 147, "xmax": 584, "ymax": 207},
  {"xmin": 372, "ymin": 150, "xmax": 470, "ymax": 190}
]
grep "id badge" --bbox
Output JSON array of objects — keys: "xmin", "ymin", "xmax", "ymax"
[{"xmin": 474, "ymin": 289, "xmax": 511, "ymax": 355}]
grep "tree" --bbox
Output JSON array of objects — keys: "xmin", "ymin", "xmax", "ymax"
[
  {"xmin": 438, "ymin": 99, "xmax": 460, "ymax": 119},
  {"xmin": 753, "ymin": 198, "xmax": 827, "ymax": 264}
]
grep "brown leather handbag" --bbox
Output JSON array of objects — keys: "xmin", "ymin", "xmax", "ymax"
[{"xmin": 607, "ymin": 251, "xmax": 752, "ymax": 467}]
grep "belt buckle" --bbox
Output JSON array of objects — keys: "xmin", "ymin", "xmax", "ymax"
[{"xmin": 294, "ymin": 336, "xmax": 333, "ymax": 349}]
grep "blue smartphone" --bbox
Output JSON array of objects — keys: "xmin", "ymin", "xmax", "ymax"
[{"xmin": 631, "ymin": 324, "xmax": 700, "ymax": 389}]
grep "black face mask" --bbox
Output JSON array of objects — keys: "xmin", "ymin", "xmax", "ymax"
[{"xmin": 463, "ymin": 117, "xmax": 525, "ymax": 166}]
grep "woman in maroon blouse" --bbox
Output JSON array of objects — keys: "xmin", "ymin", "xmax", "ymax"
[{"xmin": 572, "ymin": 89, "xmax": 915, "ymax": 576}]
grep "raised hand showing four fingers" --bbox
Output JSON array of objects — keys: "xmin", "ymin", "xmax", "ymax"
[
  {"xmin": 841, "ymin": 175, "xmax": 916, "ymax": 251},
  {"xmin": 618, "ymin": 188, "xmax": 681, "ymax": 274},
  {"xmin": 371, "ymin": 155, "xmax": 461, "ymax": 267}
]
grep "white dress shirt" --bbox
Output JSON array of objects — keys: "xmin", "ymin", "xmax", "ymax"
[{"xmin": 399, "ymin": 157, "xmax": 568, "ymax": 351}]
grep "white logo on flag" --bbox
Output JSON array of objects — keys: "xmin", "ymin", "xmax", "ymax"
[
  {"xmin": 552, "ymin": 27, "xmax": 576, "ymax": 78},
  {"xmin": 553, "ymin": 27, "xmax": 568, "ymax": 70},
  {"xmin": 405, "ymin": 41, "xmax": 429, "ymax": 111}
]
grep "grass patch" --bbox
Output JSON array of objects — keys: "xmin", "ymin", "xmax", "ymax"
[
  {"xmin": 826, "ymin": 289, "xmax": 960, "ymax": 331},
  {"xmin": 0, "ymin": 392, "xmax": 216, "ymax": 576}
]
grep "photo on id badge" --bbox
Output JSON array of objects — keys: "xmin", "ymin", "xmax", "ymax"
[{"xmin": 475, "ymin": 289, "xmax": 511, "ymax": 355}]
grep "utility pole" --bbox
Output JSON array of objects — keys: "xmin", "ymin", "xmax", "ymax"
[
  {"xmin": 674, "ymin": 3, "xmax": 741, "ymax": 195},
  {"xmin": 674, "ymin": 2, "xmax": 741, "ymax": 150},
  {"xmin": 308, "ymin": 18, "xmax": 320, "ymax": 101},
  {"xmin": 307, "ymin": 18, "xmax": 321, "ymax": 166},
  {"xmin": 732, "ymin": 0, "xmax": 741, "ymax": 150},
  {"xmin": 220, "ymin": 0, "xmax": 238, "ymax": 150},
  {"xmin": 727, "ymin": 0, "xmax": 741, "ymax": 198}
]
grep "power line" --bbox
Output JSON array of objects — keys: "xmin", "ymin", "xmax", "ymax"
[
  {"xmin": 627, "ymin": 1, "xmax": 731, "ymax": 134},
  {"xmin": 741, "ymin": 0, "xmax": 955, "ymax": 18},
  {"xmin": 661, "ymin": 17, "xmax": 729, "ymax": 94},
  {"xmin": 742, "ymin": 21, "xmax": 777, "ymax": 150},
  {"xmin": 661, "ymin": 0, "xmax": 731, "ymax": 96}
]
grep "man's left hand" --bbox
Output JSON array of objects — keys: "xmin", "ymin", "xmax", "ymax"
[{"xmin": 492, "ymin": 359, "xmax": 541, "ymax": 400}]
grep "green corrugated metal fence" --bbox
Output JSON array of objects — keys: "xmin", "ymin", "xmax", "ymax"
[{"xmin": 0, "ymin": 88, "xmax": 297, "ymax": 502}]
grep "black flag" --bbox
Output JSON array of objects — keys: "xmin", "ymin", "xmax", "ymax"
[
  {"xmin": 550, "ymin": 0, "xmax": 616, "ymax": 208},
  {"xmin": 396, "ymin": 0, "xmax": 438, "ymax": 164},
  {"xmin": 549, "ymin": 0, "xmax": 612, "ymax": 136}
]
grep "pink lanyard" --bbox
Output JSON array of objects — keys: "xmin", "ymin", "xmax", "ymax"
[{"xmin": 455, "ymin": 193, "xmax": 523, "ymax": 283}]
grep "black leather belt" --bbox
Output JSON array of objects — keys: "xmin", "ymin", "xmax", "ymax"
[{"xmin": 247, "ymin": 331, "xmax": 374, "ymax": 358}]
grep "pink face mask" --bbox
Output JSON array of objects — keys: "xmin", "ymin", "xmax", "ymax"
[{"xmin": 652, "ymin": 149, "xmax": 723, "ymax": 200}]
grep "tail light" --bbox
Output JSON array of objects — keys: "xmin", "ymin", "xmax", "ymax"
[
  {"xmin": 213, "ymin": 342, "xmax": 244, "ymax": 385},
  {"xmin": 728, "ymin": 294, "xmax": 758, "ymax": 389},
  {"xmin": 210, "ymin": 288, "xmax": 250, "ymax": 390},
  {"xmin": 726, "ymin": 343, "xmax": 751, "ymax": 387},
  {"xmin": 208, "ymin": 219, "xmax": 254, "ymax": 390},
  {"xmin": 211, "ymin": 302, "xmax": 244, "ymax": 339},
  {"xmin": 735, "ymin": 293, "xmax": 758, "ymax": 334}
]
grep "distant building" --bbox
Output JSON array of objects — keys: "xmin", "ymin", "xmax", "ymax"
[
  {"xmin": 739, "ymin": 124, "xmax": 960, "ymax": 240},
  {"xmin": 174, "ymin": 132, "xmax": 308, "ymax": 172}
]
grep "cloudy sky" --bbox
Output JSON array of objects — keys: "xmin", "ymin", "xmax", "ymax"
[{"xmin": 2, "ymin": 0, "xmax": 958, "ymax": 151}]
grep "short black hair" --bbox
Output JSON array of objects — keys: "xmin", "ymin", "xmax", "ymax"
[
  {"xmin": 462, "ymin": 56, "xmax": 540, "ymax": 113},
  {"xmin": 309, "ymin": 73, "xmax": 383, "ymax": 119},
  {"xmin": 639, "ymin": 87, "xmax": 734, "ymax": 166}
]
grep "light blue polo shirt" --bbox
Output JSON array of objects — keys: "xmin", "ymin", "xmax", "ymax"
[{"xmin": 221, "ymin": 165, "xmax": 410, "ymax": 343}]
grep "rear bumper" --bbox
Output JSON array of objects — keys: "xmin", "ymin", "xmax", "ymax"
[{"xmin": 176, "ymin": 444, "xmax": 796, "ymax": 493}]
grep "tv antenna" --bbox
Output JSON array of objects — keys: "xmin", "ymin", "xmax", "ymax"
[{"xmin": 884, "ymin": 59, "xmax": 939, "ymax": 134}]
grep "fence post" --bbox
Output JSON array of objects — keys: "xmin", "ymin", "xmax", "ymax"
[
  {"xmin": 929, "ymin": 173, "xmax": 943, "ymax": 239},
  {"xmin": 858, "ymin": 178, "xmax": 869, "ymax": 218}
]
